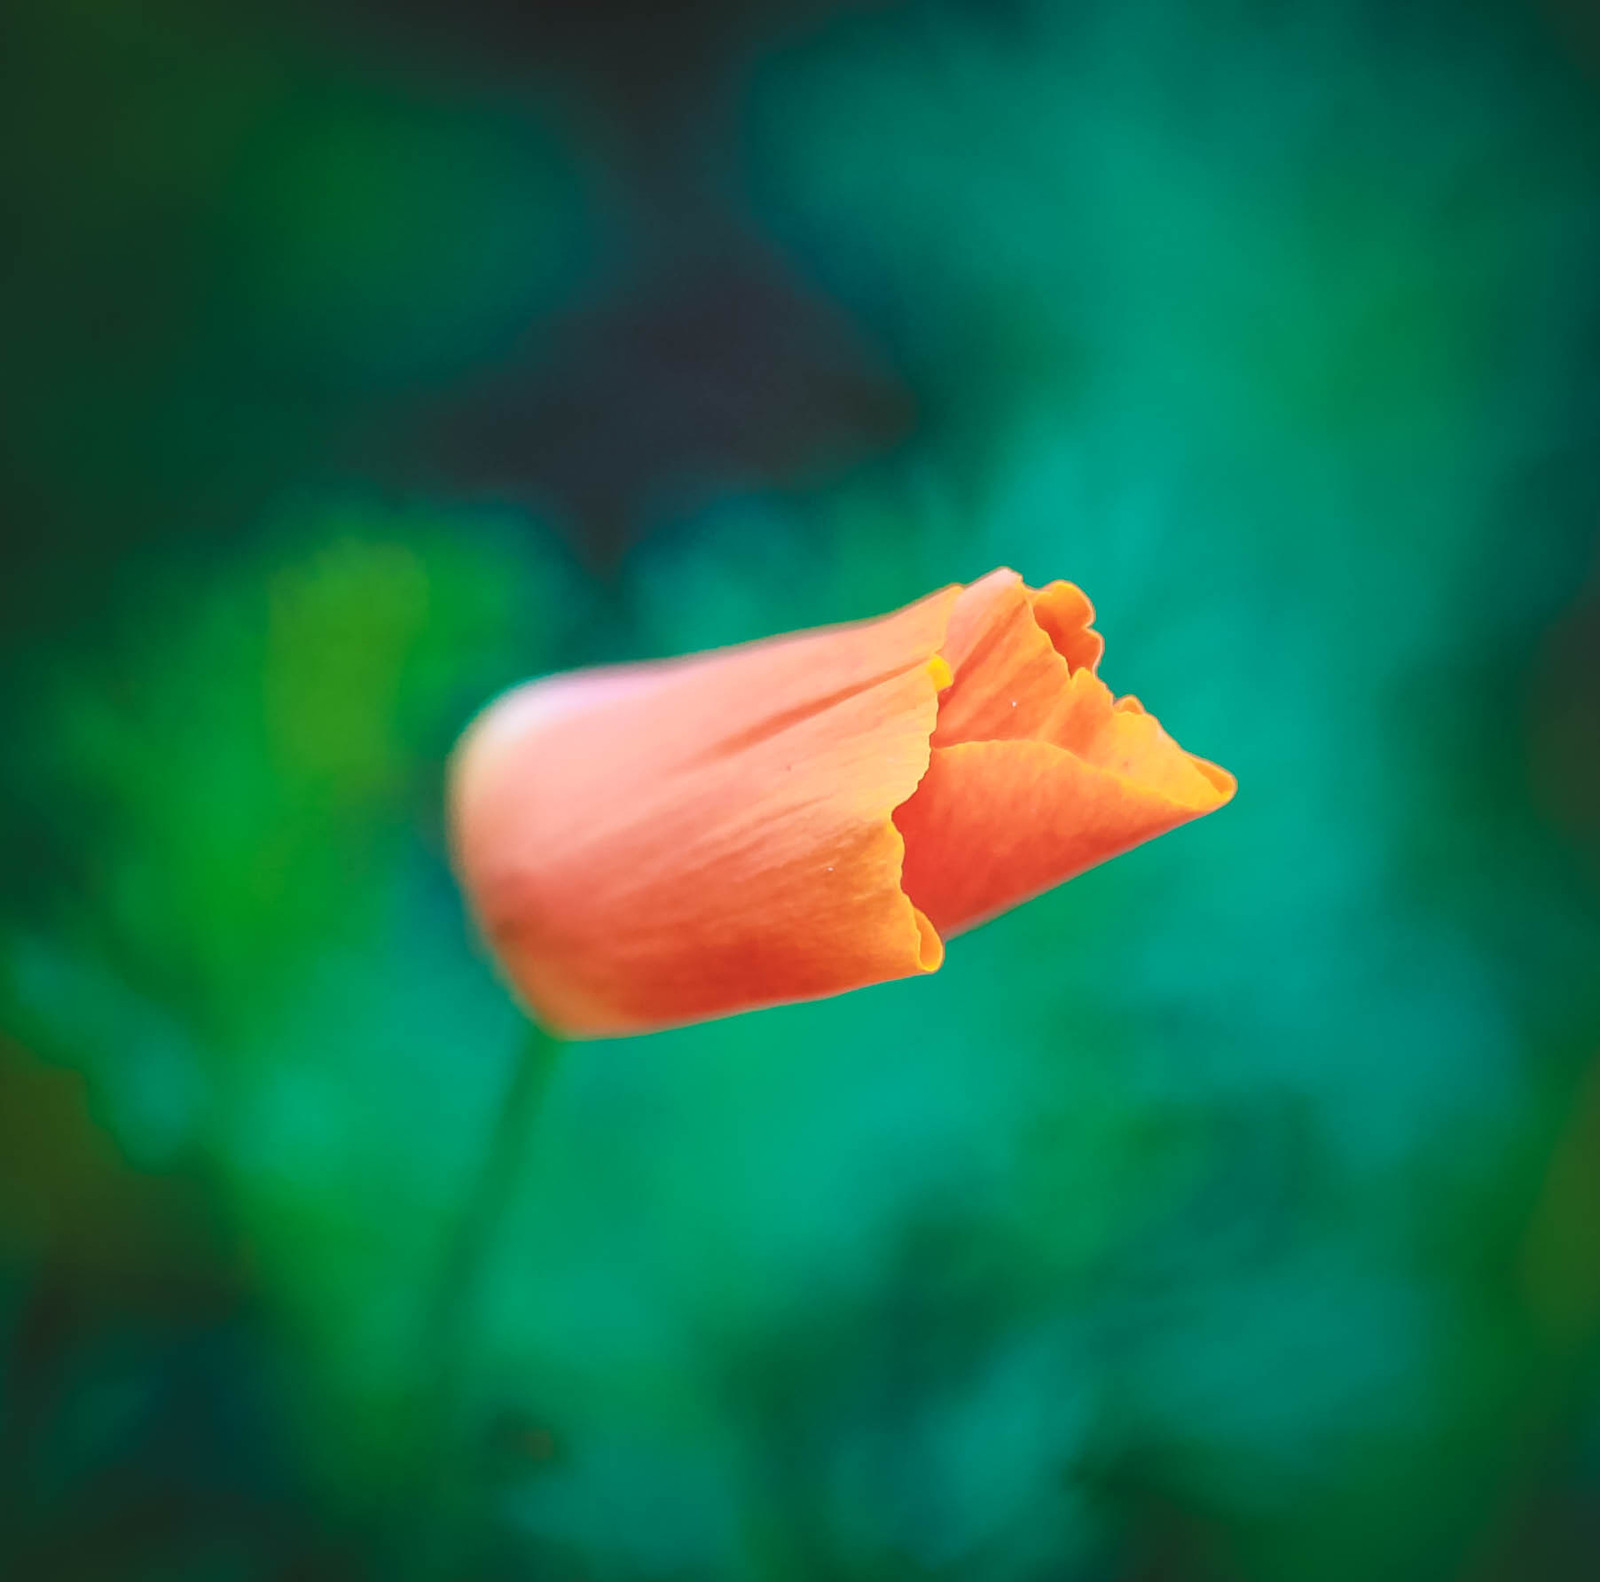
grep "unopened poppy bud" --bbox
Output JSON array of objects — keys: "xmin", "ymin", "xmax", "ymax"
[{"xmin": 449, "ymin": 568, "xmax": 1234, "ymax": 1037}]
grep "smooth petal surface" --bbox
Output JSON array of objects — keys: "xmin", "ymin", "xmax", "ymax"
[{"xmin": 450, "ymin": 587, "xmax": 959, "ymax": 1036}]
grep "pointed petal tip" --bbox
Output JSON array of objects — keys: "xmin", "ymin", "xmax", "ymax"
[{"xmin": 1189, "ymin": 754, "xmax": 1238, "ymax": 806}]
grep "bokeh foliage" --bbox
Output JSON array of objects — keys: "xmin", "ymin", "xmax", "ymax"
[{"xmin": 4, "ymin": 0, "xmax": 1600, "ymax": 1577}]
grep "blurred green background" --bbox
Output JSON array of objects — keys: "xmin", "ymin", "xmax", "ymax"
[{"xmin": 5, "ymin": 0, "xmax": 1600, "ymax": 1576}]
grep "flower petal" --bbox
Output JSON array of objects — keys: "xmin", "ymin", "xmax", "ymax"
[
  {"xmin": 931, "ymin": 569, "xmax": 1080, "ymax": 747},
  {"xmin": 895, "ymin": 736, "xmax": 1236, "ymax": 938},
  {"xmin": 449, "ymin": 586, "xmax": 960, "ymax": 1036},
  {"xmin": 898, "ymin": 568, "xmax": 1235, "ymax": 935},
  {"xmin": 1029, "ymin": 579, "xmax": 1104, "ymax": 675},
  {"xmin": 930, "ymin": 568, "xmax": 1113, "ymax": 750}
]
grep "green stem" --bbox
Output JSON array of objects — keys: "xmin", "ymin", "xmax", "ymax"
[{"xmin": 404, "ymin": 1022, "xmax": 566, "ymax": 1578}]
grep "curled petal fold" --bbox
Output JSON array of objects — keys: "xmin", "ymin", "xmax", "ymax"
[{"xmin": 899, "ymin": 569, "xmax": 1234, "ymax": 935}]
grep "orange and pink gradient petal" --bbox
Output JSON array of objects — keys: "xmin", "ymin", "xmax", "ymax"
[{"xmin": 449, "ymin": 569, "xmax": 1234, "ymax": 1036}]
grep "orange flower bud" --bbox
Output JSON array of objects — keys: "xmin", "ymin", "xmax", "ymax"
[{"xmin": 449, "ymin": 569, "xmax": 1234, "ymax": 1037}]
